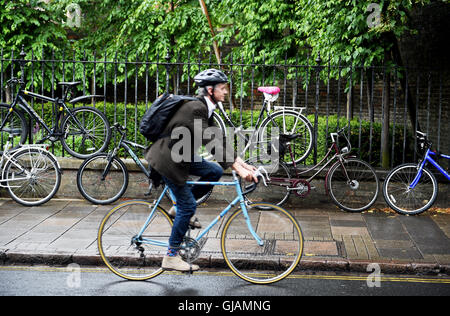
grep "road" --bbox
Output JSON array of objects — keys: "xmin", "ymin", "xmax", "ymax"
[{"xmin": 1, "ymin": 265, "xmax": 449, "ymax": 297}]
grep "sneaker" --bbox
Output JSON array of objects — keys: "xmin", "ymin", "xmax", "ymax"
[
  {"xmin": 167, "ymin": 206, "xmax": 202, "ymax": 229},
  {"xmin": 161, "ymin": 254, "xmax": 200, "ymax": 272}
]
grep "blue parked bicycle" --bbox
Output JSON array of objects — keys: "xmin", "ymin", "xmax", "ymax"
[
  {"xmin": 383, "ymin": 131, "xmax": 449, "ymax": 215},
  {"xmin": 97, "ymin": 167, "xmax": 304, "ymax": 284}
]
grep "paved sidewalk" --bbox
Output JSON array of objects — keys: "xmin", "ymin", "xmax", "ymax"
[{"xmin": 0, "ymin": 198, "xmax": 449, "ymax": 275}]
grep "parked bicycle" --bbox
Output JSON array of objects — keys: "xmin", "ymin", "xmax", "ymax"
[
  {"xmin": 242, "ymin": 127, "xmax": 380, "ymax": 212},
  {"xmin": 77, "ymin": 123, "xmax": 212, "ymax": 205},
  {"xmin": 210, "ymin": 86, "xmax": 313, "ymax": 165},
  {"xmin": 97, "ymin": 167, "xmax": 303, "ymax": 284},
  {"xmin": 0, "ymin": 134, "xmax": 61, "ymax": 206},
  {"xmin": 383, "ymin": 131, "xmax": 449, "ymax": 215},
  {"xmin": 0, "ymin": 51, "xmax": 111, "ymax": 159}
]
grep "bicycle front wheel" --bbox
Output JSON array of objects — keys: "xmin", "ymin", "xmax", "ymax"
[
  {"xmin": 383, "ymin": 163, "xmax": 438, "ymax": 215},
  {"xmin": 0, "ymin": 103, "xmax": 28, "ymax": 153},
  {"xmin": 4, "ymin": 148, "xmax": 61, "ymax": 206},
  {"xmin": 327, "ymin": 158, "xmax": 379, "ymax": 212},
  {"xmin": 259, "ymin": 110, "xmax": 313, "ymax": 165},
  {"xmin": 61, "ymin": 107, "xmax": 111, "ymax": 159},
  {"xmin": 77, "ymin": 154, "xmax": 129, "ymax": 205},
  {"xmin": 221, "ymin": 203, "xmax": 303, "ymax": 284},
  {"xmin": 98, "ymin": 200, "xmax": 173, "ymax": 281}
]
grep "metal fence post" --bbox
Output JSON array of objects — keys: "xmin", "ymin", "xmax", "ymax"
[
  {"xmin": 165, "ymin": 49, "xmax": 171, "ymax": 93},
  {"xmin": 313, "ymin": 52, "xmax": 323, "ymax": 165}
]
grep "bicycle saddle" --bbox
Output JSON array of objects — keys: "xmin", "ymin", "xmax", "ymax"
[
  {"xmin": 58, "ymin": 81, "xmax": 81, "ymax": 87},
  {"xmin": 280, "ymin": 133, "xmax": 300, "ymax": 141},
  {"xmin": 258, "ymin": 86, "xmax": 280, "ymax": 95}
]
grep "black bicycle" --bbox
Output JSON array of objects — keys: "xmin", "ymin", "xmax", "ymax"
[
  {"xmin": 77, "ymin": 123, "xmax": 212, "ymax": 205},
  {"xmin": 0, "ymin": 51, "xmax": 111, "ymax": 158}
]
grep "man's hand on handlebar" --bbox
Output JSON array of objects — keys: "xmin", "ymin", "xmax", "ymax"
[{"xmin": 232, "ymin": 157, "xmax": 258, "ymax": 183}]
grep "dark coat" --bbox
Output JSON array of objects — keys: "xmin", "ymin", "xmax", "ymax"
[{"xmin": 145, "ymin": 97, "xmax": 235, "ymax": 186}]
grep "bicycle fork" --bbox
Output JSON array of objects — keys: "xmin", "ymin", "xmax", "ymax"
[{"xmin": 232, "ymin": 172, "xmax": 264, "ymax": 247}]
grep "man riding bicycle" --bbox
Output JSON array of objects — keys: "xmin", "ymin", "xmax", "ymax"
[{"xmin": 145, "ymin": 68, "xmax": 257, "ymax": 272}]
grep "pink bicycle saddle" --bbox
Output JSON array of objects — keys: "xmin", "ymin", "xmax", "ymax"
[{"xmin": 258, "ymin": 86, "xmax": 280, "ymax": 95}]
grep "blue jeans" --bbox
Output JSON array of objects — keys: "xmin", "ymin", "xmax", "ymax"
[{"xmin": 162, "ymin": 158, "xmax": 223, "ymax": 248}]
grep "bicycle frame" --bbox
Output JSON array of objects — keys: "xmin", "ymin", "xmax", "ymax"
[
  {"xmin": 410, "ymin": 149, "xmax": 450, "ymax": 189},
  {"xmin": 1, "ymin": 79, "xmax": 104, "ymax": 143},
  {"xmin": 270, "ymin": 130, "xmax": 352, "ymax": 189},
  {"xmin": 135, "ymin": 172, "xmax": 263, "ymax": 249},
  {"xmin": 104, "ymin": 124, "xmax": 150, "ymax": 179}
]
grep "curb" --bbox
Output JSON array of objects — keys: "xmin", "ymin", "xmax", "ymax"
[{"xmin": 2, "ymin": 250, "xmax": 449, "ymax": 276}]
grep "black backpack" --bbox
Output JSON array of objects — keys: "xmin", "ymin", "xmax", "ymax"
[{"xmin": 139, "ymin": 92, "xmax": 198, "ymax": 142}]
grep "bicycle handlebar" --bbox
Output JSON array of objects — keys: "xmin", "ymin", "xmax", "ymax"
[
  {"xmin": 112, "ymin": 122, "xmax": 127, "ymax": 131},
  {"xmin": 242, "ymin": 166, "xmax": 270, "ymax": 196},
  {"xmin": 5, "ymin": 77, "xmax": 25, "ymax": 88},
  {"xmin": 416, "ymin": 130, "xmax": 432, "ymax": 152},
  {"xmin": 330, "ymin": 126, "xmax": 352, "ymax": 154}
]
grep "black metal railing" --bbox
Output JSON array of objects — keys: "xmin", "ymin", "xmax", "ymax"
[{"xmin": 1, "ymin": 47, "xmax": 448, "ymax": 169}]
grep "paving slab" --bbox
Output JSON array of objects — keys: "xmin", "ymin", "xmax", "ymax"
[{"xmin": 0, "ymin": 198, "xmax": 449, "ymax": 275}]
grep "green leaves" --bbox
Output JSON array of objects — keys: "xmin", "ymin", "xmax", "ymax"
[
  {"xmin": 0, "ymin": 0, "xmax": 67, "ymax": 55},
  {"xmin": 1, "ymin": 0, "xmax": 441, "ymax": 96}
]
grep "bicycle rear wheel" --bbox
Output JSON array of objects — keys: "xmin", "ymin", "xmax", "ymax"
[
  {"xmin": 0, "ymin": 103, "xmax": 28, "ymax": 153},
  {"xmin": 221, "ymin": 203, "xmax": 303, "ymax": 284},
  {"xmin": 241, "ymin": 159, "xmax": 292, "ymax": 208},
  {"xmin": 98, "ymin": 200, "xmax": 173, "ymax": 281},
  {"xmin": 3, "ymin": 147, "xmax": 61, "ymax": 206},
  {"xmin": 383, "ymin": 163, "xmax": 437, "ymax": 215},
  {"xmin": 61, "ymin": 107, "xmax": 111, "ymax": 159},
  {"xmin": 77, "ymin": 153, "xmax": 128, "ymax": 205},
  {"xmin": 327, "ymin": 158, "xmax": 379, "ymax": 212},
  {"xmin": 259, "ymin": 110, "xmax": 313, "ymax": 165}
]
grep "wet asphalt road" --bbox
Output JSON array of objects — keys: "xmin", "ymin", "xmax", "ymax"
[{"xmin": 1, "ymin": 265, "xmax": 449, "ymax": 297}]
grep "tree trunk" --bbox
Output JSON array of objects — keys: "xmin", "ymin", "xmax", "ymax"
[{"xmin": 389, "ymin": 33, "xmax": 420, "ymax": 131}]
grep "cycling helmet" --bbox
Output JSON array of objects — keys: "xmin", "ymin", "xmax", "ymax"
[{"xmin": 194, "ymin": 69, "xmax": 228, "ymax": 87}]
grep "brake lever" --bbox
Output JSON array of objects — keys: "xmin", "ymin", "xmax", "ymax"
[{"xmin": 254, "ymin": 166, "xmax": 269, "ymax": 187}]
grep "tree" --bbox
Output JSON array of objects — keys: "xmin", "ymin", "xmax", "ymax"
[{"xmin": 0, "ymin": 0, "xmax": 67, "ymax": 59}]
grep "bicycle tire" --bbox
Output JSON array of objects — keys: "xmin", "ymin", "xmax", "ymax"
[
  {"xmin": 98, "ymin": 200, "xmax": 173, "ymax": 281},
  {"xmin": 0, "ymin": 103, "xmax": 28, "ymax": 153},
  {"xmin": 241, "ymin": 159, "xmax": 292, "ymax": 208},
  {"xmin": 77, "ymin": 153, "xmax": 129, "ymax": 205},
  {"xmin": 221, "ymin": 203, "xmax": 303, "ymax": 284},
  {"xmin": 198, "ymin": 111, "xmax": 227, "ymax": 161},
  {"xmin": 259, "ymin": 110, "xmax": 313, "ymax": 165},
  {"xmin": 211, "ymin": 111, "xmax": 227, "ymax": 136},
  {"xmin": 3, "ymin": 147, "xmax": 61, "ymax": 206},
  {"xmin": 60, "ymin": 106, "xmax": 111, "ymax": 159},
  {"xmin": 327, "ymin": 158, "xmax": 379, "ymax": 212},
  {"xmin": 383, "ymin": 163, "xmax": 438, "ymax": 215}
]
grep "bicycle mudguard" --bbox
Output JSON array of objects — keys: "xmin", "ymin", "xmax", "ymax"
[
  {"xmin": 68, "ymin": 95, "xmax": 105, "ymax": 104},
  {"xmin": 10, "ymin": 145, "xmax": 63, "ymax": 174},
  {"xmin": 323, "ymin": 155, "xmax": 357, "ymax": 193}
]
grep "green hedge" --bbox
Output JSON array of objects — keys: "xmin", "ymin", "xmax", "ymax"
[
  {"xmin": 217, "ymin": 110, "xmax": 414, "ymax": 167},
  {"xmin": 28, "ymin": 102, "xmax": 414, "ymax": 167}
]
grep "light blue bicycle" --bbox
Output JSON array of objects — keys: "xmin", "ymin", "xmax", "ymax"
[
  {"xmin": 383, "ymin": 131, "xmax": 450, "ymax": 215},
  {"xmin": 97, "ymin": 168, "xmax": 304, "ymax": 284}
]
